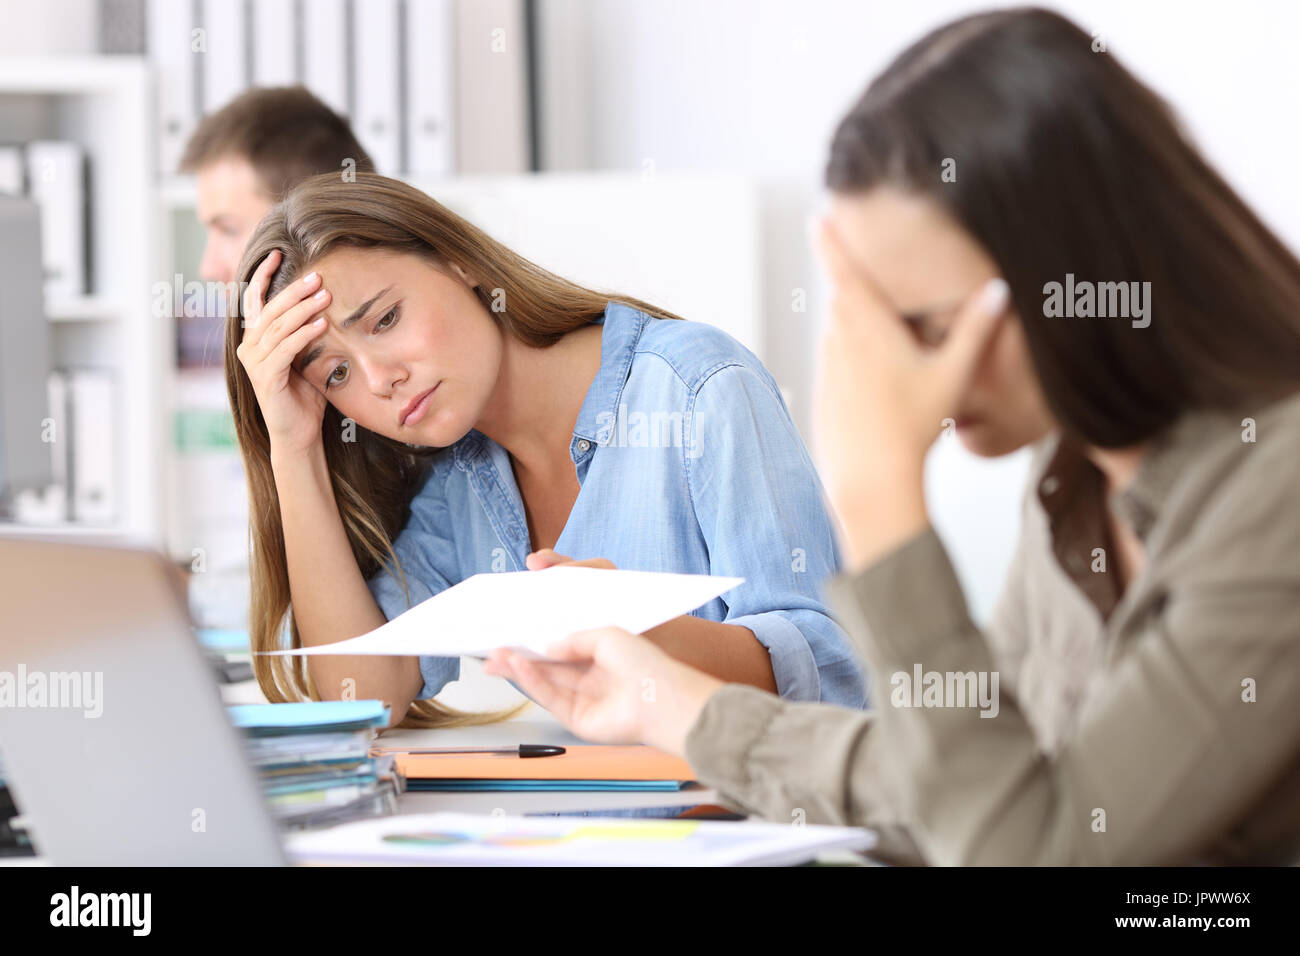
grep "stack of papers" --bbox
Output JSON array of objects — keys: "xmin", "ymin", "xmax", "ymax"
[
  {"xmin": 227, "ymin": 700, "xmax": 401, "ymax": 829},
  {"xmin": 285, "ymin": 811, "xmax": 877, "ymax": 866}
]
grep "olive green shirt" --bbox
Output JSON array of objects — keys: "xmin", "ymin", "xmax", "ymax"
[{"xmin": 684, "ymin": 391, "xmax": 1300, "ymax": 865}]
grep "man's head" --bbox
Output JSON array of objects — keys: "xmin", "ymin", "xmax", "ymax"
[{"xmin": 180, "ymin": 86, "xmax": 375, "ymax": 284}]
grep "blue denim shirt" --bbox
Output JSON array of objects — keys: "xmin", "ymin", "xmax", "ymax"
[{"xmin": 365, "ymin": 302, "xmax": 868, "ymax": 707}]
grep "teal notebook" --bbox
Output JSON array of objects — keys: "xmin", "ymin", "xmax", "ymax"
[{"xmin": 227, "ymin": 700, "xmax": 390, "ymax": 736}]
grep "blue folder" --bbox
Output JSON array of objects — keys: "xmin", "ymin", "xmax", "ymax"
[{"xmin": 227, "ymin": 700, "xmax": 391, "ymax": 736}]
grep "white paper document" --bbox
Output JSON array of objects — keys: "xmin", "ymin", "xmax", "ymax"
[
  {"xmin": 264, "ymin": 566, "xmax": 744, "ymax": 660},
  {"xmin": 285, "ymin": 811, "xmax": 876, "ymax": 867}
]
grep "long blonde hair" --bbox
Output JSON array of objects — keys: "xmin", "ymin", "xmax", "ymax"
[{"xmin": 224, "ymin": 172, "xmax": 682, "ymax": 728}]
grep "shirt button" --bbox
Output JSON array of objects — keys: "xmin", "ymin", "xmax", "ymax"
[
  {"xmin": 577, "ymin": 439, "xmax": 590, "ymax": 453},
  {"xmin": 1041, "ymin": 476, "xmax": 1060, "ymax": 495}
]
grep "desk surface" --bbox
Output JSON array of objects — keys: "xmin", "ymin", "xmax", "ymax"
[
  {"xmin": 226, "ymin": 680, "xmax": 876, "ymax": 864},
  {"xmin": 4, "ymin": 679, "xmax": 871, "ymax": 865}
]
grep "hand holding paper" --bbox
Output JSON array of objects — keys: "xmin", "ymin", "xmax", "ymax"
[{"xmin": 263, "ymin": 566, "xmax": 743, "ymax": 660}]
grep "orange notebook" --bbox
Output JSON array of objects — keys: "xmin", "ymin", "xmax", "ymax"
[{"xmin": 393, "ymin": 746, "xmax": 697, "ymax": 791}]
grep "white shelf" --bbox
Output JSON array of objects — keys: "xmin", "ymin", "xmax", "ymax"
[
  {"xmin": 46, "ymin": 294, "xmax": 119, "ymax": 322},
  {"xmin": 0, "ymin": 56, "xmax": 149, "ymax": 94},
  {"xmin": 0, "ymin": 520, "xmax": 133, "ymax": 538},
  {"xmin": 0, "ymin": 55, "xmax": 164, "ymax": 547}
]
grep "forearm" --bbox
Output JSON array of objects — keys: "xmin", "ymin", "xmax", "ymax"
[
  {"xmin": 833, "ymin": 459, "xmax": 928, "ymax": 573},
  {"xmin": 642, "ymin": 616, "xmax": 778, "ymax": 693},
  {"xmin": 272, "ymin": 442, "xmax": 421, "ymax": 724}
]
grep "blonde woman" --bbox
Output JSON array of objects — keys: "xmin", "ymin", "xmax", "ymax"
[{"xmin": 225, "ymin": 172, "xmax": 866, "ymax": 730}]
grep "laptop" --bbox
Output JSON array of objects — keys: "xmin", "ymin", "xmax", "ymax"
[{"xmin": 0, "ymin": 532, "xmax": 285, "ymax": 865}]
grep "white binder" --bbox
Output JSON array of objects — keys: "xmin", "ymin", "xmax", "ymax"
[
  {"xmin": 25, "ymin": 141, "xmax": 86, "ymax": 300},
  {"xmin": 454, "ymin": 0, "xmax": 528, "ymax": 174},
  {"xmin": 252, "ymin": 0, "xmax": 297, "ymax": 87},
  {"xmin": 200, "ymin": 0, "xmax": 249, "ymax": 115},
  {"xmin": 405, "ymin": 0, "xmax": 456, "ymax": 177},
  {"xmin": 146, "ymin": 0, "xmax": 199, "ymax": 175},
  {"xmin": 68, "ymin": 367, "xmax": 117, "ymax": 524},
  {"xmin": 352, "ymin": 0, "xmax": 402, "ymax": 174},
  {"xmin": 301, "ymin": 0, "xmax": 349, "ymax": 118}
]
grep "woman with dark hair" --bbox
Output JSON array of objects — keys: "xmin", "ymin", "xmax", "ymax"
[
  {"xmin": 486, "ymin": 7, "xmax": 1300, "ymax": 864},
  {"xmin": 226, "ymin": 172, "xmax": 865, "ymax": 733}
]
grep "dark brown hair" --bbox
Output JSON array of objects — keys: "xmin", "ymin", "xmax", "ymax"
[
  {"xmin": 180, "ymin": 86, "xmax": 375, "ymax": 198},
  {"xmin": 826, "ymin": 7, "xmax": 1300, "ymax": 447},
  {"xmin": 225, "ymin": 172, "xmax": 682, "ymax": 728}
]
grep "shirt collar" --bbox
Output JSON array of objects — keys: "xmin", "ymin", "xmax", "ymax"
[
  {"xmin": 1114, "ymin": 406, "xmax": 1246, "ymax": 539},
  {"xmin": 572, "ymin": 301, "xmax": 650, "ymax": 445},
  {"xmin": 1037, "ymin": 406, "xmax": 1243, "ymax": 541},
  {"xmin": 451, "ymin": 301, "xmax": 648, "ymax": 469}
]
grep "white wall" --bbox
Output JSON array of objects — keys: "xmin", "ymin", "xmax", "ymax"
[
  {"xmin": 578, "ymin": 0, "xmax": 1300, "ymax": 246},
  {"xmin": 555, "ymin": 0, "xmax": 1300, "ymax": 619}
]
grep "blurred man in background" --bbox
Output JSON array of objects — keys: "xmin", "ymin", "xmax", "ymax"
[{"xmin": 180, "ymin": 86, "xmax": 375, "ymax": 284}]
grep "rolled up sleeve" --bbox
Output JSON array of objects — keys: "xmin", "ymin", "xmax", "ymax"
[
  {"xmin": 725, "ymin": 609, "xmax": 862, "ymax": 706},
  {"xmin": 686, "ymin": 363, "xmax": 867, "ymax": 706}
]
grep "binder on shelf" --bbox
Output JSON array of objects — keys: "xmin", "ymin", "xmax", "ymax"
[
  {"xmin": 146, "ymin": 0, "xmax": 199, "ymax": 175},
  {"xmin": 146, "ymin": 0, "xmax": 467, "ymax": 177},
  {"xmin": 47, "ymin": 372, "xmax": 68, "ymax": 494},
  {"xmin": 25, "ymin": 141, "xmax": 87, "ymax": 300},
  {"xmin": 353, "ymin": 0, "xmax": 402, "ymax": 174},
  {"xmin": 41, "ymin": 369, "xmax": 71, "ymax": 521},
  {"xmin": 454, "ymin": 0, "xmax": 529, "ymax": 174},
  {"xmin": 67, "ymin": 367, "xmax": 117, "ymax": 524},
  {"xmin": 199, "ymin": 0, "xmax": 249, "ymax": 116},
  {"xmin": 251, "ymin": 0, "xmax": 297, "ymax": 88},
  {"xmin": 6, "ymin": 370, "xmax": 69, "ymax": 525},
  {"xmin": 301, "ymin": 0, "xmax": 349, "ymax": 118},
  {"xmin": 405, "ymin": 0, "xmax": 457, "ymax": 178}
]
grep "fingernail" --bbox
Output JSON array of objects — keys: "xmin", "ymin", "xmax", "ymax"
[
  {"xmin": 981, "ymin": 278, "xmax": 1010, "ymax": 315},
  {"xmin": 302, "ymin": 271, "xmax": 318, "ymax": 285}
]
